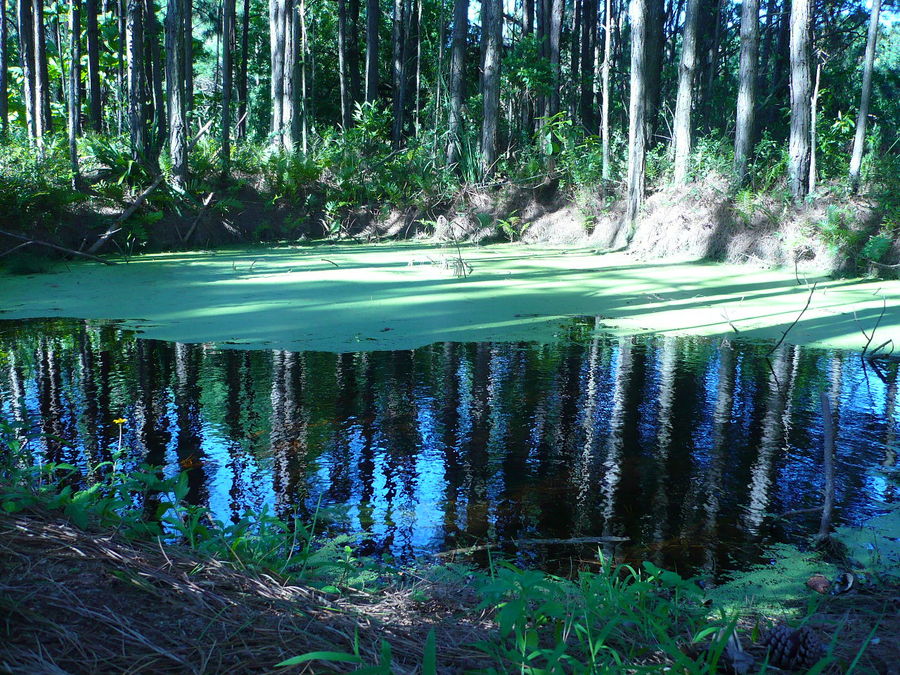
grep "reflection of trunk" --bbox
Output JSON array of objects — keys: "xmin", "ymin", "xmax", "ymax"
[
  {"xmin": 599, "ymin": 338, "xmax": 634, "ymax": 546},
  {"xmin": 817, "ymin": 392, "xmax": 835, "ymax": 540},
  {"xmin": 174, "ymin": 343, "xmax": 207, "ymax": 507},
  {"xmin": 649, "ymin": 337, "xmax": 677, "ymax": 563},
  {"xmin": 270, "ymin": 351, "xmax": 306, "ymax": 517},
  {"xmin": 744, "ymin": 347, "xmax": 791, "ymax": 535},
  {"xmin": 573, "ymin": 323, "xmax": 605, "ymax": 534},
  {"xmin": 701, "ymin": 341, "xmax": 734, "ymax": 571}
]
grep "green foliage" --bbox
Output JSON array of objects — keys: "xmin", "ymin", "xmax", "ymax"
[
  {"xmin": 0, "ymin": 418, "xmax": 379, "ymax": 591},
  {"xmin": 817, "ymin": 206, "xmax": 865, "ymax": 252},
  {"xmin": 0, "ymin": 134, "xmax": 82, "ymax": 229}
]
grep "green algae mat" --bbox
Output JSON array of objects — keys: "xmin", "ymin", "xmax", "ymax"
[{"xmin": 2, "ymin": 243, "xmax": 898, "ymax": 352}]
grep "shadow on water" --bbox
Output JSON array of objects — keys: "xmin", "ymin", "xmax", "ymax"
[{"xmin": 0, "ymin": 317, "xmax": 897, "ymax": 578}]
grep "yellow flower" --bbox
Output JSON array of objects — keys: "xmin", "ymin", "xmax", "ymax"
[{"xmin": 113, "ymin": 418, "xmax": 126, "ymax": 425}]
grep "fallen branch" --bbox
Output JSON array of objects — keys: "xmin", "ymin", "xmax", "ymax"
[
  {"xmin": 183, "ymin": 192, "xmax": 215, "ymax": 244},
  {"xmin": 766, "ymin": 282, "xmax": 816, "ymax": 357},
  {"xmin": 0, "ymin": 241, "xmax": 35, "ymax": 258},
  {"xmin": 321, "ymin": 258, "xmax": 340, "ymax": 268},
  {"xmin": 88, "ymin": 175, "xmax": 165, "ymax": 254},
  {"xmin": 0, "ymin": 229, "xmax": 116, "ymax": 265},
  {"xmin": 859, "ymin": 297, "xmax": 886, "ymax": 358},
  {"xmin": 433, "ymin": 536, "xmax": 630, "ymax": 558}
]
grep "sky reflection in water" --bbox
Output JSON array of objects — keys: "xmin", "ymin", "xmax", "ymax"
[{"xmin": 0, "ymin": 318, "xmax": 896, "ymax": 576}]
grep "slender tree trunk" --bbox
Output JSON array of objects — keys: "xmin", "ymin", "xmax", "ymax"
[
  {"xmin": 68, "ymin": 0, "xmax": 81, "ymax": 183},
  {"xmin": 548, "ymin": 0, "xmax": 563, "ymax": 116},
  {"xmin": 282, "ymin": 0, "xmax": 296, "ymax": 148},
  {"xmin": 165, "ymin": 0, "xmax": 188, "ymax": 187},
  {"xmin": 391, "ymin": 0, "xmax": 404, "ymax": 144},
  {"xmin": 34, "ymin": 0, "xmax": 52, "ymax": 136},
  {"xmin": 571, "ymin": 0, "xmax": 581, "ymax": 119},
  {"xmin": 184, "ymin": 0, "xmax": 193, "ymax": 117},
  {"xmin": 808, "ymin": 57, "xmax": 820, "ymax": 194},
  {"xmin": 579, "ymin": 0, "xmax": 596, "ymax": 129},
  {"xmin": 365, "ymin": 0, "xmax": 379, "ymax": 101},
  {"xmin": 337, "ymin": 0, "xmax": 351, "ymax": 127},
  {"xmin": 447, "ymin": 0, "xmax": 467, "ymax": 165},
  {"xmin": 481, "ymin": 0, "xmax": 501, "ymax": 176},
  {"xmin": 236, "ymin": 0, "xmax": 250, "ymax": 138},
  {"xmin": 86, "ymin": 0, "xmax": 102, "ymax": 132},
  {"xmin": 734, "ymin": 0, "xmax": 759, "ymax": 184},
  {"xmin": 788, "ymin": 0, "xmax": 811, "ymax": 199},
  {"xmin": 672, "ymin": 0, "xmax": 699, "ymax": 183},
  {"xmin": 644, "ymin": 0, "xmax": 663, "ymax": 139},
  {"xmin": 848, "ymin": 0, "xmax": 881, "ymax": 192},
  {"xmin": 222, "ymin": 0, "xmax": 235, "ymax": 173},
  {"xmin": 601, "ymin": 0, "xmax": 612, "ymax": 183},
  {"xmin": 0, "ymin": 0, "xmax": 9, "ymax": 136},
  {"xmin": 270, "ymin": 0, "xmax": 285, "ymax": 145},
  {"xmin": 348, "ymin": 0, "xmax": 362, "ymax": 103},
  {"xmin": 127, "ymin": 0, "xmax": 148, "ymax": 163},
  {"xmin": 626, "ymin": 0, "xmax": 648, "ymax": 229},
  {"xmin": 414, "ymin": 0, "xmax": 422, "ymax": 134},
  {"xmin": 118, "ymin": 0, "xmax": 126, "ymax": 133},
  {"xmin": 300, "ymin": 0, "xmax": 309, "ymax": 150},
  {"xmin": 145, "ymin": 0, "xmax": 165, "ymax": 160}
]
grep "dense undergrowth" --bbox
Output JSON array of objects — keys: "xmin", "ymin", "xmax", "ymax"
[
  {"xmin": 2, "ymin": 418, "xmax": 892, "ymax": 673},
  {"xmin": 1, "ymin": 105, "xmax": 898, "ymax": 275}
]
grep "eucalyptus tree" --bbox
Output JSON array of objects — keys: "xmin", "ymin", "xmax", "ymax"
[
  {"xmin": 672, "ymin": 0, "xmax": 700, "ymax": 183},
  {"xmin": 734, "ymin": 0, "xmax": 760, "ymax": 184},
  {"xmin": 849, "ymin": 0, "xmax": 882, "ymax": 192},
  {"xmin": 788, "ymin": 0, "xmax": 812, "ymax": 199},
  {"xmin": 337, "ymin": 0, "xmax": 351, "ymax": 127}
]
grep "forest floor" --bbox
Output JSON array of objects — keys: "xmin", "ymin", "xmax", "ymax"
[
  {"xmin": 1, "ymin": 507, "xmax": 898, "ymax": 674},
  {"xmin": 0, "ymin": 242, "xmax": 897, "ymax": 353}
]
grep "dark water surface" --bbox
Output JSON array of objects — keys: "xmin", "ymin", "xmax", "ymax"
[{"xmin": 1, "ymin": 318, "xmax": 896, "ymax": 576}]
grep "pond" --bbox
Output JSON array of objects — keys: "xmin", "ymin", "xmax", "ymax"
[{"xmin": 1, "ymin": 317, "xmax": 896, "ymax": 577}]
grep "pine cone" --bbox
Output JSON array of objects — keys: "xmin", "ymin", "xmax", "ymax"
[{"xmin": 762, "ymin": 624, "xmax": 826, "ymax": 670}]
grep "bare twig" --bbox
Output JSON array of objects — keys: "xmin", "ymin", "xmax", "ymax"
[
  {"xmin": 88, "ymin": 175, "xmax": 165, "ymax": 254},
  {"xmin": 860, "ymin": 297, "xmax": 887, "ymax": 358},
  {"xmin": 766, "ymin": 283, "xmax": 816, "ymax": 357},
  {"xmin": 0, "ymin": 229, "xmax": 116, "ymax": 265}
]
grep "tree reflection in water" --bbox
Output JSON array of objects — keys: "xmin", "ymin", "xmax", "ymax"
[{"xmin": 1, "ymin": 318, "xmax": 896, "ymax": 576}]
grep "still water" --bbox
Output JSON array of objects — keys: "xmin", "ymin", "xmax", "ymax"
[{"xmin": 0, "ymin": 318, "xmax": 896, "ymax": 576}]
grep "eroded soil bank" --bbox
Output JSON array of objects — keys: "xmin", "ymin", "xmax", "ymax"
[{"xmin": 1, "ymin": 242, "xmax": 897, "ymax": 352}]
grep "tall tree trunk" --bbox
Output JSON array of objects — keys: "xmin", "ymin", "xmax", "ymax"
[
  {"xmin": 270, "ymin": 0, "xmax": 285, "ymax": 145},
  {"xmin": 626, "ymin": 0, "xmax": 648, "ymax": 229},
  {"xmin": 600, "ymin": 0, "xmax": 612, "ymax": 182},
  {"xmin": 571, "ymin": 0, "xmax": 581, "ymax": 119},
  {"xmin": 0, "ymin": 0, "xmax": 9, "ymax": 136},
  {"xmin": 733, "ymin": 0, "xmax": 759, "ymax": 184},
  {"xmin": 672, "ymin": 0, "xmax": 699, "ymax": 183},
  {"xmin": 337, "ymin": 0, "xmax": 352, "ymax": 127},
  {"xmin": 300, "ymin": 0, "xmax": 309, "ymax": 150},
  {"xmin": 391, "ymin": 0, "xmax": 404, "ymax": 144},
  {"xmin": 117, "ymin": 0, "xmax": 126, "ymax": 133},
  {"xmin": 68, "ymin": 0, "xmax": 81, "ymax": 183},
  {"xmin": 644, "ymin": 0, "xmax": 663, "ymax": 139},
  {"xmin": 548, "ymin": 0, "xmax": 562, "ymax": 116},
  {"xmin": 145, "ymin": 0, "xmax": 165, "ymax": 161},
  {"xmin": 166, "ymin": 0, "xmax": 188, "ymax": 187},
  {"xmin": 222, "ymin": 0, "xmax": 235, "ymax": 173},
  {"xmin": 788, "ymin": 0, "xmax": 811, "ymax": 199},
  {"xmin": 184, "ymin": 0, "xmax": 193, "ymax": 117},
  {"xmin": 365, "ymin": 0, "xmax": 379, "ymax": 101},
  {"xmin": 808, "ymin": 57, "xmax": 820, "ymax": 194},
  {"xmin": 579, "ymin": 0, "xmax": 597, "ymax": 129},
  {"xmin": 481, "ymin": 0, "xmax": 501, "ymax": 175},
  {"xmin": 127, "ymin": 0, "xmax": 148, "ymax": 163},
  {"xmin": 848, "ymin": 0, "xmax": 881, "ymax": 192},
  {"xmin": 86, "ymin": 0, "xmax": 102, "ymax": 132},
  {"xmin": 348, "ymin": 0, "xmax": 362, "ymax": 103},
  {"xmin": 34, "ymin": 0, "xmax": 52, "ymax": 136},
  {"xmin": 236, "ymin": 0, "xmax": 250, "ymax": 138},
  {"xmin": 447, "ymin": 0, "xmax": 467, "ymax": 165}
]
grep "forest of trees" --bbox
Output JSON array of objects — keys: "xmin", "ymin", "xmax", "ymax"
[{"xmin": 0, "ymin": 0, "xmax": 898, "ymax": 238}]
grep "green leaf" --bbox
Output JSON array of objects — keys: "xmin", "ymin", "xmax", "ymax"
[
  {"xmin": 275, "ymin": 651, "xmax": 363, "ymax": 667},
  {"xmin": 422, "ymin": 629, "xmax": 437, "ymax": 675}
]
